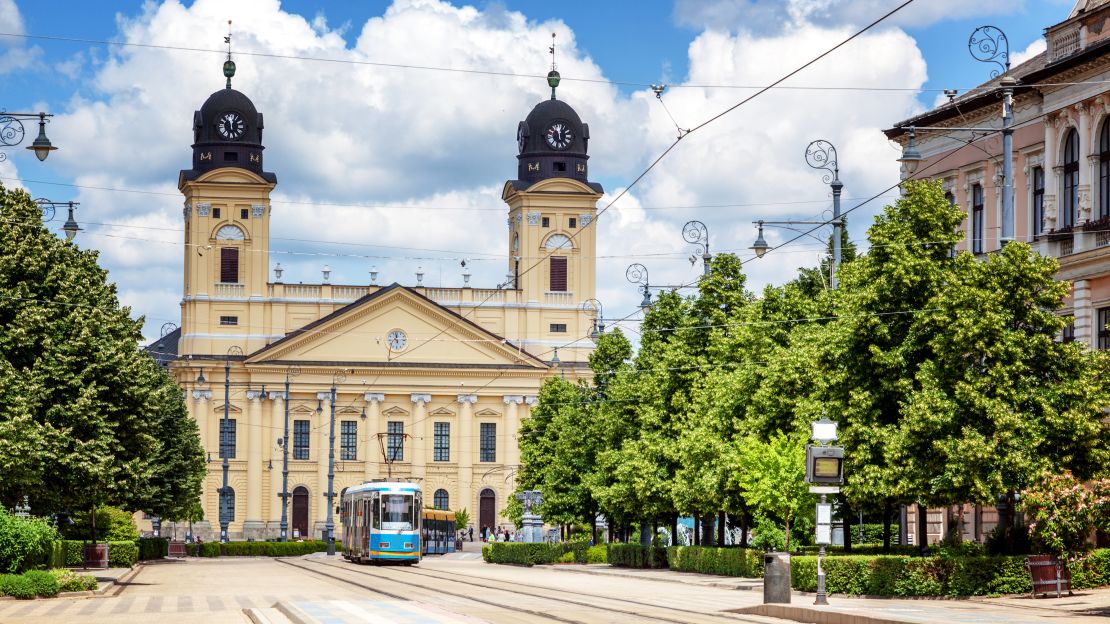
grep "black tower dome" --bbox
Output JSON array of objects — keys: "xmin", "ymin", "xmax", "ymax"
[
  {"xmin": 514, "ymin": 71, "xmax": 599, "ymax": 190},
  {"xmin": 181, "ymin": 60, "xmax": 275, "ymax": 183}
]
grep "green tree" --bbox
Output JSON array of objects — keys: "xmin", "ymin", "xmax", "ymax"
[
  {"xmin": 145, "ymin": 363, "xmax": 206, "ymax": 523},
  {"xmin": 736, "ymin": 432, "xmax": 813, "ymax": 550}
]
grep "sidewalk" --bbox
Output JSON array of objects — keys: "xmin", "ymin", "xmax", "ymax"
[{"xmin": 544, "ymin": 563, "xmax": 1110, "ymax": 623}]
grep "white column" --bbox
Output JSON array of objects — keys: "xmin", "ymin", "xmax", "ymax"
[
  {"xmin": 1044, "ymin": 115, "xmax": 1060, "ymax": 236},
  {"xmin": 502, "ymin": 395, "xmax": 523, "ymax": 468},
  {"xmin": 1074, "ymin": 279, "xmax": 1093, "ymax": 348},
  {"xmin": 364, "ymin": 393, "xmax": 384, "ymax": 482},
  {"xmin": 457, "ymin": 394, "xmax": 477, "ymax": 515},
  {"xmin": 245, "ymin": 391, "xmax": 264, "ymax": 530},
  {"xmin": 411, "ymin": 394, "xmax": 431, "ymax": 480},
  {"xmin": 268, "ymin": 391, "xmax": 286, "ymax": 526},
  {"xmin": 190, "ymin": 389, "xmax": 212, "ymax": 452}
]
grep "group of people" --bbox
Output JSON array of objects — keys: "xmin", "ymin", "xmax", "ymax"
[{"xmin": 480, "ymin": 525, "xmax": 517, "ymax": 542}]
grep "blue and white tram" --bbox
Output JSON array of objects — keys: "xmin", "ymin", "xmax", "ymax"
[{"xmin": 340, "ymin": 481, "xmax": 422, "ymax": 564}]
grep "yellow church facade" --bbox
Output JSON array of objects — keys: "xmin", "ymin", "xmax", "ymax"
[{"xmin": 162, "ymin": 63, "xmax": 601, "ymax": 541}]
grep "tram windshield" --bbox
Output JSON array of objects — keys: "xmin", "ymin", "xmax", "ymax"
[{"xmin": 381, "ymin": 494, "xmax": 415, "ymax": 530}]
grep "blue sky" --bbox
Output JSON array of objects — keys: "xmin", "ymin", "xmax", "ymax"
[{"xmin": 0, "ymin": 0, "xmax": 1080, "ymax": 341}]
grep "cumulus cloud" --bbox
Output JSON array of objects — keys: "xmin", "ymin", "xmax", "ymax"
[
  {"xmin": 1011, "ymin": 37, "xmax": 1047, "ymax": 67},
  {"xmin": 46, "ymin": 0, "xmax": 927, "ymax": 340},
  {"xmin": 0, "ymin": 0, "xmax": 40, "ymax": 74}
]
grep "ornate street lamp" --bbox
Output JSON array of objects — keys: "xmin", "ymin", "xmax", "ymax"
[
  {"xmin": 219, "ymin": 345, "xmax": 243, "ymax": 543},
  {"xmin": 582, "ymin": 298, "xmax": 604, "ymax": 341},
  {"xmin": 682, "ymin": 220, "xmax": 711, "ymax": 276},
  {"xmin": 804, "ymin": 140, "xmax": 843, "ymax": 289},
  {"xmin": 34, "ymin": 200, "xmax": 81, "ymax": 242},
  {"xmin": 626, "ymin": 263, "xmax": 652, "ymax": 312},
  {"xmin": 0, "ymin": 112, "xmax": 58, "ymax": 162}
]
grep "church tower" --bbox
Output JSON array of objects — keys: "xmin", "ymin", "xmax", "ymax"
[
  {"xmin": 502, "ymin": 58, "xmax": 603, "ymax": 363},
  {"xmin": 178, "ymin": 54, "xmax": 276, "ymax": 356}
]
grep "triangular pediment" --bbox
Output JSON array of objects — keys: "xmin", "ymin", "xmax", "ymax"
[
  {"xmin": 213, "ymin": 403, "xmax": 243, "ymax": 414},
  {"xmin": 247, "ymin": 284, "xmax": 547, "ymax": 369},
  {"xmin": 290, "ymin": 405, "xmax": 314, "ymax": 415},
  {"xmin": 337, "ymin": 406, "xmax": 362, "ymax": 415},
  {"xmin": 476, "ymin": 408, "xmax": 501, "ymax": 417},
  {"xmin": 429, "ymin": 407, "xmax": 455, "ymax": 417},
  {"xmin": 383, "ymin": 406, "xmax": 409, "ymax": 417}
]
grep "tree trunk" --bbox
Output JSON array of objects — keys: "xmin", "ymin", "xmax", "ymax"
[
  {"xmin": 882, "ymin": 499, "xmax": 893, "ymax": 554},
  {"xmin": 702, "ymin": 514, "xmax": 714, "ymax": 546},
  {"xmin": 591, "ymin": 513, "xmax": 598, "ymax": 545},
  {"xmin": 740, "ymin": 511, "xmax": 749, "ymax": 547},
  {"xmin": 694, "ymin": 517, "xmax": 700, "ymax": 546},
  {"xmin": 639, "ymin": 521, "xmax": 651, "ymax": 545},
  {"xmin": 717, "ymin": 511, "xmax": 726, "ymax": 546},
  {"xmin": 91, "ymin": 504, "xmax": 97, "ymax": 542},
  {"xmin": 842, "ymin": 498, "xmax": 853, "ymax": 553},
  {"xmin": 916, "ymin": 503, "xmax": 928, "ymax": 554},
  {"xmin": 784, "ymin": 516, "xmax": 791, "ymax": 551},
  {"xmin": 671, "ymin": 513, "xmax": 679, "ymax": 547}
]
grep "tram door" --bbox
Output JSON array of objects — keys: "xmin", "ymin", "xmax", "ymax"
[
  {"xmin": 292, "ymin": 487, "xmax": 309, "ymax": 538},
  {"xmin": 479, "ymin": 489, "xmax": 495, "ymax": 535}
]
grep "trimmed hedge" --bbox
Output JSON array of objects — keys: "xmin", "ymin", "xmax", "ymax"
[
  {"xmin": 788, "ymin": 551, "xmax": 1110, "ymax": 597},
  {"xmin": 482, "ymin": 542, "xmax": 590, "ymax": 566},
  {"xmin": 184, "ymin": 540, "xmax": 331, "ymax": 557},
  {"xmin": 138, "ymin": 537, "xmax": 168, "ymax": 561},
  {"xmin": 608, "ymin": 544, "xmax": 669, "ymax": 569},
  {"xmin": 59, "ymin": 540, "xmax": 140, "ymax": 568},
  {"xmin": 668, "ymin": 546, "xmax": 764, "ymax": 577},
  {"xmin": 586, "ymin": 545, "xmax": 607, "ymax": 564},
  {"xmin": 800, "ymin": 544, "xmax": 918, "ymax": 556}
]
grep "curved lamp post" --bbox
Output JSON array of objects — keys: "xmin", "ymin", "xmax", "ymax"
[
  {"xmin": 0, "ymin": 112, "xmax": 58, "ymax": 162},
  {"xmin": 582, "ymin": 298, "xmax": 604, "ymax": 341},
  {"xmin": 34, "ymin": 200, "xmax": 81, "ymax": 241},
  {"xmin": 682, "ymin": 220, "xmax": 711, "ymax": 276},
  {"xmin": 626, "ymin": 263, "xmax": 652, "ymax": 312},
  {"xmin": 804, "ymin": 140, "xmax": 843, "ymax": 289},
  {"xmin": 899, "ymin": 26, "xmax": 1013, "ymax": 245}
]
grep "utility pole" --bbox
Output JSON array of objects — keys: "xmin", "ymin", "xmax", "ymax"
[
  {"xmin": 220, "ymin": 345, "xmax": 242, "ymax": 543},
  {"xmin": 278, "ymin": 367, "xmax": 298, "ymax": 541},
  {"xmin": 325, "ymin": 371, "xmax": 346, "ymax": 556}
]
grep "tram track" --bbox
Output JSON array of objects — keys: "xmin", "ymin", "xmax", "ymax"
[
  {"xmin": 278, "ymin": 557, "xmax": 583, "ymax": 623},
  {"xmin": 294, "ymin": 556, "xmax": 766, "ymax": 624}
]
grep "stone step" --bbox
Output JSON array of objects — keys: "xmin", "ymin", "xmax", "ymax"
[{"xmin": 244, "ymin": 606, "xmax": 298, "ymax": 624}]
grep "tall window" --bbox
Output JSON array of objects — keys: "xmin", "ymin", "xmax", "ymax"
[
  {"xmin": 1033, "ymin": 166, "xmax": 1045, "ymax": 236},
  {"xmin": 220, "ymin": 487, "xmax": 235, "ymax": 522},
  {"xmin": 434, "ymin": 422, "xmax": 450, "ymax": 461},
  {"xmin": 1063, "ymin": 128, "xmax": 1080, "ymax": 228},
  {"xmin": 341, "ymin": 420, "xmax": 357, "ymax": 460},
  {"xmin": 433, "ymin": 489, "xmax": 449, "ymax": 511},
  {"xmin": 972, "ymin": 183, "xmax": 984, "ymax": 254},
  {"xmin": 1102, "ymin": 123, "xmax": 1110, "ymax": 220},
  {"xmin": 480, "ymin": 423, "xmax": 496, "ymax": 462},
  {"xmin": 220, "ymin": 247, "xmax": 239, "ymax": 283},
  {"xmin": 293, "ymin": 420, "xmax": 310, "ymax": 460},
  {"xmin": 387, "ymin": 421, "xmax": 404, "ymax": 461},
  {"xmin": 219, "ymin": 418, "xmax": 236, "ymax": 459},
  {"xmin": 1098, "ymin": 307, "xmax": 1110, "ymax": 350},
  {"xmin": 1062, "ymin": 321, "xmax": 1076, "ymax": 343},
  {"xmin": 549, "ymin": 256, "xmax": 567, "ymax": 292}
]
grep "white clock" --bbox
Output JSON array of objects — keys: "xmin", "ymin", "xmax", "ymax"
[{"xmin": 386, "ymin": 329, "xmax": 408, "ymax": 352}]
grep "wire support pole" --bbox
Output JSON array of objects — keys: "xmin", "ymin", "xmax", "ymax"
[
  {"xmin": 219, "ymin": 345, "xmax": 241, "ymax": 543},
  {"xmin": 325, "ymin": 382, "xmax": 337, "ymax": 556},
  {"xmin": 815, "ymin": 493, "xmax": 829, "ymax": 605}
]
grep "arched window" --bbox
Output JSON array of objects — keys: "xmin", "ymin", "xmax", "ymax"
[
  {"xmin": 544, "ymin": 233, "xmax": 572, "ymax": 250},
  {"xmin": 433, "ymin": 489, "xmax": 449, "ymax": 511},
  {"xmin": 220, "ymin": 487, "xmax": 235, "ymax": 523},
  {"xmin": 1101, "ymin": 122, "xmax": 1110, "ymax": 220},
  {"xmin": 1063, "ymin": 128, "xmax": 1080, "ymax": 228},
  {"xmin": 215, "ymin": 224, "xmax": 245, "ymax": 240}
]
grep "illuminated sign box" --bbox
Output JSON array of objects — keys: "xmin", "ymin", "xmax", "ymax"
[{"xmin": 805, "ymin": 445, "xmax": 844, "ymax": 484}]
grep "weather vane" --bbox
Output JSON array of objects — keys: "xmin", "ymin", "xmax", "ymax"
[
  {"xmin": 223, "ymin": 20, "xmax": 236, "ymax": 89},
  {"xmin": 546, "ymin": 32, "xmax": 560, "ymax": 100},
  {"xmin": 549, "ymin": 32, "xmax": 556, "ymax": 71}
]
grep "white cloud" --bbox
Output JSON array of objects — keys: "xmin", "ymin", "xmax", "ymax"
[
  {"xmin": 46, "ymin": 0, "xmax": 927, "ymax": 340},
  {"xmin": 673, "ymin": 0, "xmax": 1023, "ymax": 31},
  {"xmin": 1011, "ymin": 37, "xmax": 1047, "ymax": 67},
  {"xmin": 0, "ymin": 0, "xmax": 40, "ymax": 74}
]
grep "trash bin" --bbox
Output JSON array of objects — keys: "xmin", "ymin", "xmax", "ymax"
[{"xmin": 763, "ymin": 552, "xmax": 791, "ymax": 604}]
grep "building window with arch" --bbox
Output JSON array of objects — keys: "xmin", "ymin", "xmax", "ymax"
[
  {"xmin": 972, "ymin": 183, "xmax": 984, "ymax": 254},
  {"xmin": 1101, "ymin": 122, "xmax": 1110, "ymax": 221},
  {"xmin": 1033, "ymin": 166, "xmax": 1045, "ymax": 237},
  {"xmin": 1063, "ymin": 128, "xmax": 1080, "ymax": 228},
  {"xmin": 433, "ymin": 489, "xmax": 449, "ymax": 510}
]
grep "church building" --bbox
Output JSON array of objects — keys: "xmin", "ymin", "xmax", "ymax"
[{"xmin": 164, "ymin": 57, "xmax": 600, "ymax": 541}]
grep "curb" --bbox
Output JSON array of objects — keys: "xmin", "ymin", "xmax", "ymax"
[
  {"xmin": 537, "ymin": 564, "xmax": 762, "ymax": 590},
  {"xmin": 275, "ymin": 601, "xmax": 314, "ymax": 624},
  {"xmin": 732, "ymin": 604, "xmax": 905, "ymax": 624}
]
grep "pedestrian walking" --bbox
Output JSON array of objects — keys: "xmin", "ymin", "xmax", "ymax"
[{"xmin": 469, "ymin": 526, "xmax": 474, "ymax": 542}]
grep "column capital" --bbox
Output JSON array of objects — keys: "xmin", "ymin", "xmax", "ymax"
[
  {"xmin": 268, "ymin": 391, "xmax": 287, "ymax": 401},
  {"xmin": 411, "ymin": 393, "xmax": 432, "ymax": 405},
  {"xmin": 364, "ymin": 392, "xmax": 385, "ymax": 403},
  {"xmin": 246, "ymin": 391, "xmax": 264, "ymax": 401},
  {"xmin": 457, "ymin": 393, "xmax": 478, "ymax": 404},
  {"xmin": 503, "ymin": 395, "xmax": 524, "ymax": 405},
  {"xmin": 524, "ymin": 396, "xmax": 537, "ymax": 406},
  {"xmin": 192, "ymin": 389, "xmax": 213, "ymax": 400}
]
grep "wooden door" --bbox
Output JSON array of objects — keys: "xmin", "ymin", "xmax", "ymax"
[
  {"xmin": 292, "ymin": 487, "xmax": 309, "ymax": 538},
  {"xmin": 479, "ymin": 489, "xmax": 495, "ymax": 535}
]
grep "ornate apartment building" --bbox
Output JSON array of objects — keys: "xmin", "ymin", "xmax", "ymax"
[
  {"xmin": 884, "ymin": 0, "xmax": 1110, "ymax": 544},
  {"xmin": 151, "ymin": 60, "xmax": 600, "ymax": 540}
]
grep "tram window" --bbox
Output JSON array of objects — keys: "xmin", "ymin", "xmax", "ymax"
[{"xmin": 381, "ymin": 494, "xmax": 414, "ymax": 530}]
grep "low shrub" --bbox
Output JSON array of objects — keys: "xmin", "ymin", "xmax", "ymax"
[
  {"xmin": 0, "ymin": 573, "xmax": 36, "ymax": 599},
  {"xmin": 51, "ymin": 569, "xmax": 98, "ymax": 593},
  {"xmin": 138, "ymin": 537, "xmax": 168, "ymax": 561},
  {"xmin": 108, "ymin": 541, "xmax": 139, "ymax": 568},
  {"xmin": 668, "ymin": 546, "xmax": 763, "ymax": 577},
  {"xmin": 64, "ymin": 508, "xmax": 139, "ymax": 542},
  {"xmin": 184, "ymin": 540, "xmax": 331, "ymax": 558},
  {"xmin": 789, "ymin": 554, "xmax": 1038, "ymax": 597},
  {"xmin": 0, "ymin": 509, "xmax": 61, "ymax": 573},
  {"xmin": 608, "ymin": 544, "xmax": 668, "ymax": 569},
  {"xmin": 1071, "ymin": 549, "xmax": 1110, "ymax": 589},
  {"xmin": 586, "ymin": 545, "xmax": 607, "ymax": 564},
  {"xmin": 22, "ymin": 569, "xmax": 58, "ymax": 597},
  {"xmin": 483, "ymin": 542, "xmax": 589, "ymax": 566},
  {"xmin": 799, "ymin": 544, "xmax": 918, "ymax": 556}
]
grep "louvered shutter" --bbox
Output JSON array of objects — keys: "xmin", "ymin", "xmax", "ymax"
[
  {"xmin": 220, "ymin": 247, "xmax": 239, "ymax": 283},
  {"xmin": 549, "ymin": 256, "xmax": 567, "ymax": 292}
]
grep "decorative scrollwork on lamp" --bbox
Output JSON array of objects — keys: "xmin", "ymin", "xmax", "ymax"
[{"xmin": 968, "ymin": 25, "xmax": 1010, "ymax": 78}]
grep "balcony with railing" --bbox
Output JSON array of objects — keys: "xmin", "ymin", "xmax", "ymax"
[
  {"xmin": 208, "ymin": 281, "xmax": 577, "ymax": 307},
  {"xmin": 213, "ymin": 282, "xmax": 245, "ymax": 298},
  {"xmin": 1050, "ymin": 26, "xmax": 1081, "ymax": 62}
]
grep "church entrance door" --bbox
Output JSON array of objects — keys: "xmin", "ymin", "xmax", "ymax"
[
  {"xmin": 292, "ymin": 486, "xmax": 309, "ymax": 538},
  {"xmin": 479, "ymin": 489, "xmax": 496, "ymax": 535}
]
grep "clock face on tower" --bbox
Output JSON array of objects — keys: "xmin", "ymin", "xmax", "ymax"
[
  {"xmin": 545, "ymin": 121, "xmax": 573, "ymax": 150},
  {"xmin": 517, "ymin": 122, "xmax": 528, "ymax": 154},
  {"xmin": 216, "ymin": 111, "xmax": 246, "ymax": 140},
  {"xmin": 386, "ymin": 329, "xmax": 408, "ymax": 352}
]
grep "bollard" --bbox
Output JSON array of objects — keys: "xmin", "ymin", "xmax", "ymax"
[{"xmin": 763, "ymin": 552, "xmax": 792, "ymax": 604}]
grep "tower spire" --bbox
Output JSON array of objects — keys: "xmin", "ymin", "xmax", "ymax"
[
  {"xmin": 546, "ymin": 32, "xmax": 560, "ymax": 100},
  {"xmin": 223, "ymin": 20, "xmax": 236, "ymax": 89}
]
